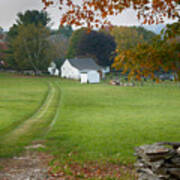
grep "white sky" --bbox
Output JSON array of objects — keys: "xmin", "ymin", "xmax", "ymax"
[{"xmin": 0, "ymin": 0, "xmax": 175, "ymax": 31}]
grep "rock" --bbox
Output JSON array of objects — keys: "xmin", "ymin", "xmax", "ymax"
[
  {"xmin": 150, "ymin": 160, "xmax": 165, "ymax": 172},
  {"xmin": 137, "ymin": 168, "xmax": 154, "ymax": 175},
  {"xmin": 145, "ymin": 146, "xmax": 170, "ymax": 155},
  {"xmin": 134, "ymin": 160, "xmax": 146, "ymax": 169},
  {"xmin": 167, "ymin": 168, "xmax": 180, "ymax": 178},
  {"xmin": 138, "ymin": 172, "xmax": 161, "ymax": 180},
  {"xmin": 135, "ymin": 142, "xmax": 180, "ymax": 180},
  {"xmin": 170, "ymin": 156, "xmax": 180, "ymax": 167},
  {"xmin": 135, "ymin": 144, "xmax": 173, "ymax": 162},
  {"xmin": 177, "ymin": 147, "xmax": 180, "ymax": 154},
  {"xmin": 157, "ymin": 142, "xmax": 180, "ymax": 150}
]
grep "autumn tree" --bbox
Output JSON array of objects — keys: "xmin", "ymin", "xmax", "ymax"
[
  {"xmin": 10, "ymin": 24, "xmax": 52, "ymax": 74},
  {"xmin": 112, "ymin": 22, "xmax": 180, "ymax": 81},
  {"xmin": 42, "ymin": 0, "xmax": 180, "ymax": 29},
  {"xmin": 110, "ymin": 26, "xmax": 155, "ymax": 51}
]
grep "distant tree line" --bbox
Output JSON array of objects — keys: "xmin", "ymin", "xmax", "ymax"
[
  {"xmin": 1, "ymin": 10, "xmax": 156, "ymax": 73},
  {"xmin": 1, "ymin": 9, "xmax": 179, "ymax": 80}
]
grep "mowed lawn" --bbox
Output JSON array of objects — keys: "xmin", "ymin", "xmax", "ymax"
[
  {"xmin": 0, "ymin": 73, "xmax": 180, "ymax": 164},
  {"xmin": 46, "ymin": 79, "xmax": 180, "ymax": 163},
  {"xmin": 0, "ymin": 73, "xmax": 48, "ymax": 137},
  {"xmin": 0, "ymin": 73, "xmax": 60, "ymax": 157}
]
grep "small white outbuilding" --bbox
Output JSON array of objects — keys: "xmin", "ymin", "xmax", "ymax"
[
  {"xmin": 61, "ymin": 58, "xmax": 102, "ymax": 83},
  {"xmin": 87, "ymin": 70, "xmax": 100, "ymax": 83},
  {"xmin": 80, "ymin": 70, "xmax": 100, "ymax": 84},
  {"xmin": 48, "ymin": 62, "xmax": 60, "ymax": 76}
]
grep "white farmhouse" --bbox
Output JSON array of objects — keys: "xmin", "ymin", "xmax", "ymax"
[{"xmin": 61, "ymin": 58, "xmax": 103, "ymax": 83}]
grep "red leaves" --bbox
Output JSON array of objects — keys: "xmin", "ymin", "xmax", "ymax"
[
  {"xmin": 66, "ymin": 0, "xmax": 72, "ymax": 6},
  {"xmin": 42, "ymin": 0, "xmax": 179, "ymax": 29},
  {"xmin": 143, "ymin": 19, "xmax": 147, "ymax": 24},
  {"xmin": 42, "ymin": 0, "xmax": 53, "ymax": 9},
  {"xmin": 60, "ymin": 15, "xmax": 67, "ymax": 26},
  {"xmin": 102, "ymin": 11, "xmax": 108, "ymax": 19}
]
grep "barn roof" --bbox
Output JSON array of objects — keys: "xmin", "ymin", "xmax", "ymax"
[{"xmin": 68, "ymin": 58, "xmax": 101, "ymax": 71}]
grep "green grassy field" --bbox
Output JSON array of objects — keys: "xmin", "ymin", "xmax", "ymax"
[
  {"xmin": 0, "ymin": 73, "xmax": 180, "ymax": 165},
  {"xmin": 0, "ymin": 74, "xmax": 60, "ymax": 157}
]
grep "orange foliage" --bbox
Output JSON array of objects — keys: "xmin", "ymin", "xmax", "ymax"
[
  {"xmin": 112, "ymin": 40, "xmax": 180, "ymax": 81},
  {"xmin": 42, "ymin": 0, "xmax": 179, "ymax": 29}
]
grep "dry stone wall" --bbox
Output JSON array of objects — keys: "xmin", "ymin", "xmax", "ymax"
[{"xmin": 135, "ymin": 142, "xmax": 180, "ymax": 180}]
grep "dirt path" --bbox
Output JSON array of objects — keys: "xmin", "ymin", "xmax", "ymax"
[
  {"xmin": 0, "ymin": 147, "xmax": 53, "ymax": 180},
  {"xmin": 0, "ymin": 80, "xmax": 61, "ymax": 179}
]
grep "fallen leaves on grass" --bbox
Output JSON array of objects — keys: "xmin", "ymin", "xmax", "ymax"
[{"xmin": 48, "ymin": 161, "xmax": 137, "ymax": 180}]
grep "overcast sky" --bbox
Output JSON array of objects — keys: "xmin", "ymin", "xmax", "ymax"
[{"xmin": 0, "ymin": 0, "xmax": 174, "ymax": 31}]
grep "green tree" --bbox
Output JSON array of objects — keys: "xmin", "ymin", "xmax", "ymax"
[
  {"xmin": 16, "ymin": 10, "xmax": 50, "ymax": 27},
  {"xmin": 7, "ymin": 10, "xmax": 50, "ymax": 40},
  {"xmin": 0, "ymin": 27, "xmax": 7, "ymax": 68},
  {"xmin": 58, "ymin": 25, "xmax": 73, "ymax": 38},
  {"xmin": 67, "ymin": 28, "xmax": 86, "ymax": 58},
  {"xmin": 7, "ymin": 24, "xmax": 19, "ymax": 40},
  {"xmin": 67, "ymin": 28, "xmax": 116, "ymax": 66},
  {"xmin": 76, "ymin": 30, "xmax": 116, "ymax": 66},
  {"xmin": 0, "ymin": 42, "xmax": 8, "ymax": 66},
  {"xmin": 11, "ymin": 24, "xmax": 52, "ymax": 74},
  {"xmin": 6, "ymin": 10, "xmax": 51, "ymax": 70},
  {"xmin": 162, "ymin": 21, "xmax": 180, "ymax": 39}
]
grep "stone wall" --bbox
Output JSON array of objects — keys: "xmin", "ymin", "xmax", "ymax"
[{"xmin": 135, "ymin": 142, "xmax": 180, "ymax": 180}]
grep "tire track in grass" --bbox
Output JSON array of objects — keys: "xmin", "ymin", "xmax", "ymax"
[
  {"xmin": 2, "ymin": 82, "xmax": 54, "ymax": 141},
  {"xmin": 45, "ymin": 81, "xmax": 62, "ymax": 136},
  {"xmin": 0, "ymin": 80, "xmax": 49, "ymax": 138},
  {"xmin": 0, "ymin": 80, "xmax": 60, "ymax": 157}
]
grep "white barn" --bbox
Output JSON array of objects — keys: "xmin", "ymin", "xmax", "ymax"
[{"xmin": 61, "ymin": 58, "xmax": 102, "ymax": 83}]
